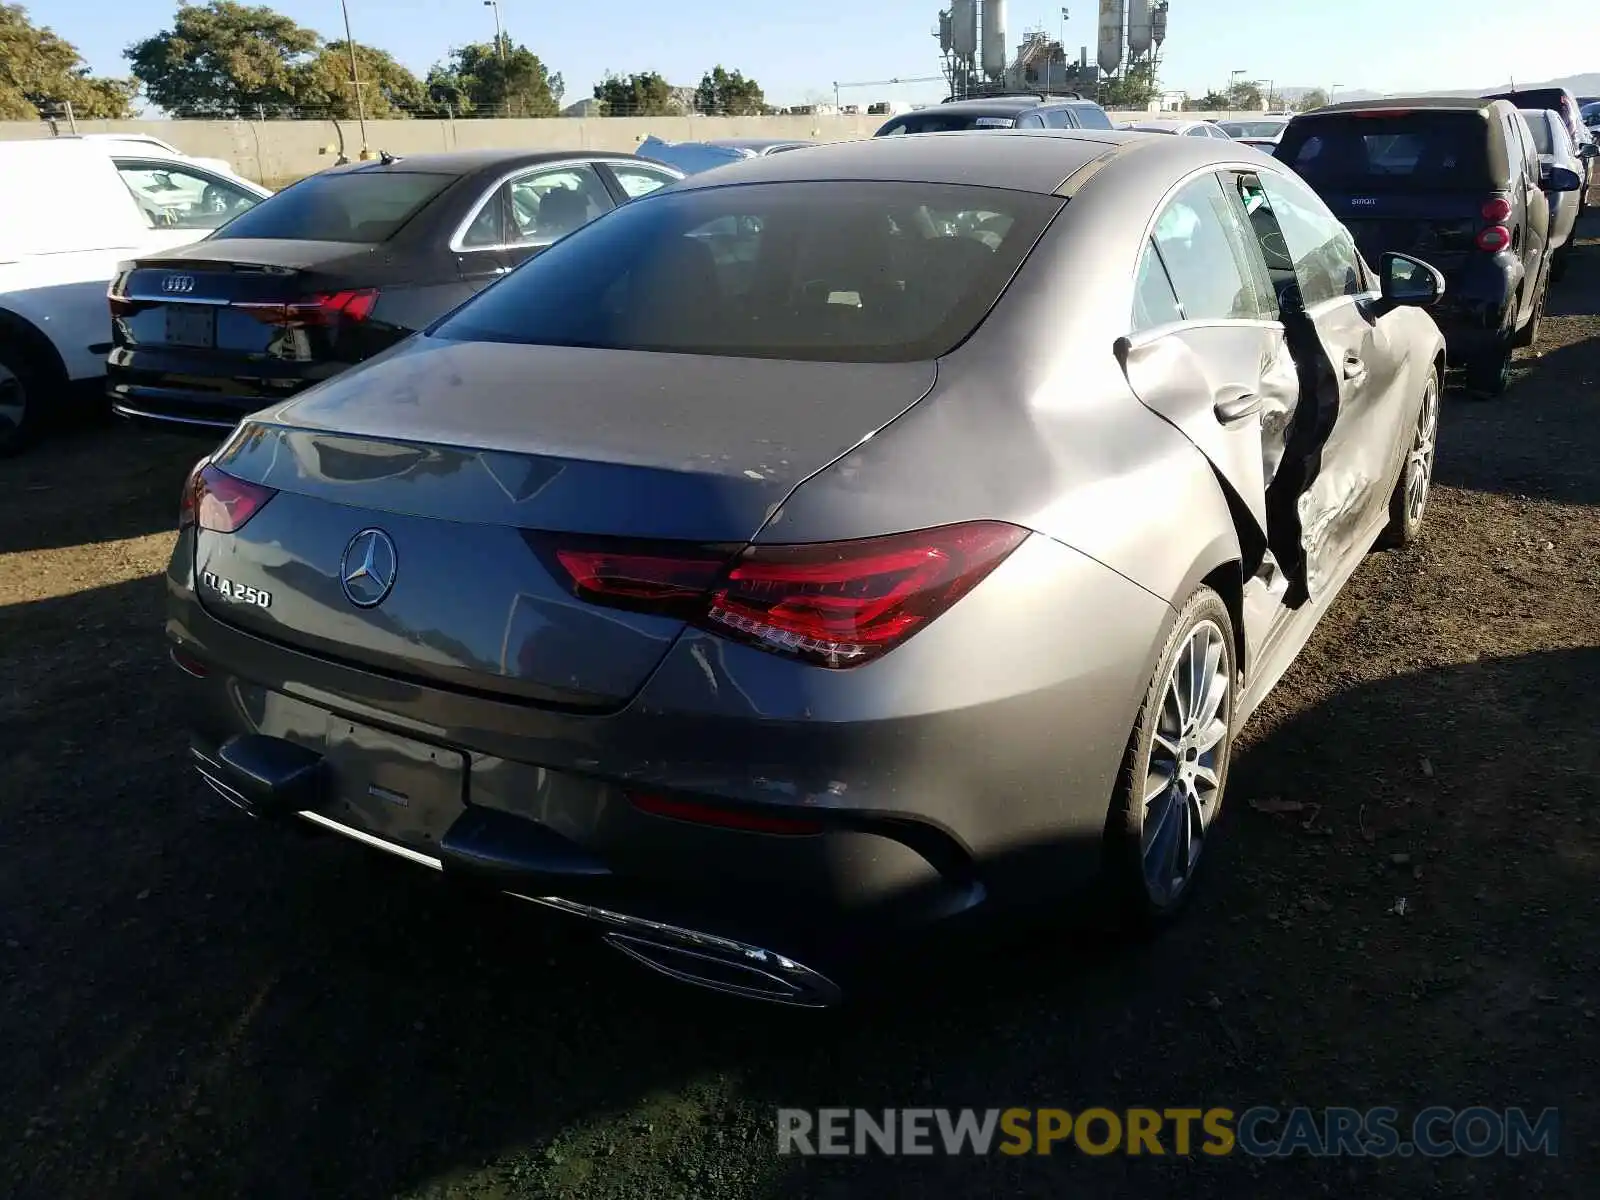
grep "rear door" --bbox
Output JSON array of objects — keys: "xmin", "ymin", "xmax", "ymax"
[
  {"xmin": 110, "ymin": 158, "xmax": 264, "ymax": 250},
  {"xmin": 1118, "ymin": 172, "xmax": 1296, "ymax": 555},
  {"xmin": 499, "ymin": 161, "xmax": 616, "ymax": 271},
  {"xmin": 1228, "ymin": 167, "xmax": 1409, "ymax": 599}
]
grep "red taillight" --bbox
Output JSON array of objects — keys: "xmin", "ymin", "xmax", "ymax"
[
  {"xmin": 1475, "ymin": 225, "xmax": 1511, "ymax": 252},
  {"xmin": 543, "ymin": 521, "xmax": 1028, "ymax": 669},
  {"xmin": 179, "ymin": 460, "xmax": 277, "ymax": 533},
  {"xmin": 1481, "ymin": 197, "xmax": 1513, "ymax": 222},
  {"xmin": 627, "ymin": 791, "xmax": 824, "ymax": 836},
  {"xmin": 239, "ymin": 288, "xmax": 379, "ymax": 326}
]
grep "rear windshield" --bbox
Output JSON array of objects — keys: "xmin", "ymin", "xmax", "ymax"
[
  {"xmin": 878, "ymin": 112, "xmax": 1016, "ymax": 134},
  {"xmin": 211, "ymin": 171, "xmax": 454, "ymax": 242},
  {"xmin": 1220, "ymin": 120, "xmax": 1287, "ymax": 138},
  {"xmin": 1276, "ymin": 113, "xmax": 1493, "ymax": 190},
  {"xmin": 1519, "ymin": 110, "xmax": 1554, "ymax": 154},
  {"xmin": 434, "ymin": 180, "xmax": 1061, "ymax": 362}
]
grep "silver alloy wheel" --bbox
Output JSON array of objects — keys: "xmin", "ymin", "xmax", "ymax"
[
  {"xmin": 1141, "ymin": 619, "xmax": 1230, "ymax": 905},
  {"xmin": 0, "ymin": 360, "xmax": 25, "ymax": 439},
  {"xmin": 1406, "ymin": 378, "xmax": 1439, "ymax": 525}
]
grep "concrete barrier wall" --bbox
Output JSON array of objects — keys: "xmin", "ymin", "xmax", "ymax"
[{"xmin": 0, "ymin": 113, "xmax": 1259, "ymax": 187}]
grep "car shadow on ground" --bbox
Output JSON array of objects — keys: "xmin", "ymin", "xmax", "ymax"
[
  {"xmin": 2, "ymin": 564, "xmax": 1595, "ymax": 1199},
  {"xmin": 0, "ymin": 420, "xmax": 207, "ymax": 556}
]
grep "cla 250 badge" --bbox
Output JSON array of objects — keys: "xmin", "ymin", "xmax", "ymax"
[{"xmin": 201, "ymin": 571, "xmax": 272, "ymax": 609}]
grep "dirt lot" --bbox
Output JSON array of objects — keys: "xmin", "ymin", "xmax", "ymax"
[{"xmin": 4, "ymin": 223, "xmax": 1600, "ymax": 1200}]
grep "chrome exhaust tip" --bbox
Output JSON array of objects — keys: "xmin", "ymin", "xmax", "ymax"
[{"xmin": 509, "ymin": 894, "xmax": 843, "ymax": 1008}]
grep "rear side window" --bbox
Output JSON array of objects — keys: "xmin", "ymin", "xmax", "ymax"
[
  {"xmin": 211, "ymin": 171, "xmax": 454, "ymax": 242},
  {"xmin": 1145, "ymin": 174, "xmax": 1274, "ymax": 323},
  {"xmin": 1520, "ymin": 110, "xmax": 1553, "ymax": 154},
  {"xmin": 434, "ymin": 180, "xmax": 1062, "ymax": 362},
  {"xmin": 1070, "ymin": 105, "xmax": 1114, "ymax": 130},
  {"xmin": 1278, "ymin": 113, "xmax": 1493, "ymax": 190}
]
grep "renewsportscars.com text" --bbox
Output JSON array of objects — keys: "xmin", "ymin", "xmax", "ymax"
[{"xmin": 776, "ymin": 1106, "xmax": 1560, "ymax": 1158}]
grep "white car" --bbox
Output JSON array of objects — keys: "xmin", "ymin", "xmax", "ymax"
[
  {"xmin": 1120, "ymin": 118, "xmax": 1236, "ymax": 140},
  {"xmin": 0, "ymin": 138, "xmax": 271, "ymax": 454},
  {"xmin": 54, "ymin": 133, "xmax": 238, "ymax": 181}
]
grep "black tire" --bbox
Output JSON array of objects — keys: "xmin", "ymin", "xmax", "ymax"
[
  {"xmin": 1376, "ymin": 367, "xmax": 1440, "ymax": 550},
  {"xmin": 0, "ymin": 340, "xmax": 51, "ymax": 458},
  {"xmin": 1464, "ymin": 338, "xmax": 1514, "ymax": 398},
  {"xmin": 1511, "ymin": 269, "xmax": 1548, "ymax": 350},
  {"xmin": 1102, "ymin": 586, "xmax": 1238, "ymax": 932}
]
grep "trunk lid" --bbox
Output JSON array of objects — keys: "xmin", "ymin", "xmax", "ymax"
[
  {"xmin": 113, "ymin": 240, "xmax": 384, "ymax": 361},
  {"xmin": 196, "ymin": 335, "xmax": 938, "ymax": 708},
  {"xmin": 1323, "ymin": 191, "xmax": 1487, "ymax": 273}
]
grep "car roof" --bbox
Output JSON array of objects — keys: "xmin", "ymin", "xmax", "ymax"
[
  {"xmin": 664, "ymin": 128, "xmax": 1220, "ymax": 196},
  {"xmin": 1125, "ymin": 119, "xmax": 1194, "ymax": 131},
  {"xmin": 317, "ymin": 148, "xmax": 646, "ymax": 177},
  {"xmin": 1306, "ymin": 95, "xmax": 1501, "ymax": 115},
  {"xmin": 922, "ymin": 95, "xmax": 1073, "ymax": 116}
]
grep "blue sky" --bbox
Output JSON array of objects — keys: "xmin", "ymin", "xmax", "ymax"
[{"xmin": 53, "ymin": 0, "xmax": 1597, "ymax": 109}]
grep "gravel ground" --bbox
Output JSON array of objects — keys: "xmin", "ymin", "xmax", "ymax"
[{"xmin": 3, "ymin": 221, "xmax": 1599, "ymax": 1200}]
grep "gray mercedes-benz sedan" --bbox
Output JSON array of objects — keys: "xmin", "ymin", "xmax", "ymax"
[{"xmin": 167, "ymin": 130, "xmax": 1446, "ymax": 1007}]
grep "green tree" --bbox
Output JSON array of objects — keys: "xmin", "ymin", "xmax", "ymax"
[
  {"xmin": 1188, "ymin": 89, "xmax": 1230, "ymax": 111},
  {"xmin": 1296, "ymin": 87, "xmax": 1329, "ymax": 112},
  {"xmin": 593, "ymin": 70, "xmax": 675, "ymax": 117},
  {"xmin": 694, "ymin": 65, "xmax": 765, "ymax": 115},
  {"xmin": 126, "ymin": 1, "xmax": 319, "ymax": 116},
  {"xmin": 0, "ymin": 3, "xmax": 137, "ymax": 119},
  {"xmin": 424, "ymin": 39, "xmax": 561, "ymax": 117},
  {"xmin": 294, "ymin": 41, "xmax": 425, "ymax": 118},
  {"xmin": 1225, "ymin": 80, "xmax": 1264, "ymax": 110},
  {"xmin": 1097, "ymin": 61, "xmax": 1157, "ymax": 109}
]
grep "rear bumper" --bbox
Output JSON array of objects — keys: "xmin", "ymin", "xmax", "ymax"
[
  {"xmin": 164, "ymin": 524, "xmax": 1171, "ymax": 986},
  {"xmin": 106, "ymin": 345, "xmax": 347, "ymax": 430}
]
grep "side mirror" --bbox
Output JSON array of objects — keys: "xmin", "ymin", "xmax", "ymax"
[
  {"xmin": 1578, "ymin": 141, "xmax": 1599, "ymax": 160},
  {"xmin": 1543, "ymin": 164, "xmax": 1583, "ymax": 192},
  {"xmin": 1374, "ymin": 251, "xmax": 1444, "ymax": 316}
]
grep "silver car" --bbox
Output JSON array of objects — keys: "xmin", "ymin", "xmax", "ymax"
[
  {"xmin": 1519, "ymin": 107, "xmax": 1596, "ymax": 279},
  {"xmin": 168, "ymin": 131, "xmax": 1446, "ymax": 1007}
]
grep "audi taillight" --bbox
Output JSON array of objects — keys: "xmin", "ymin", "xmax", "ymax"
[
  {"xmin": 1475, "ymin": 225, "xmax": 1511, "ymax": 252},
  {"xmin": 239, "ymin": 289, "xmax": 380, "ymax": 326},
  {"xmin": 1480, "ymin": 197, "xmax": 1513, "ymax": 222},
  {"xmin": 543, "ymin": 521, "xmax": 1029, "ymax": 669},
  {"xmin": 179, "ymin": 460, "xmax": 277, "ymax": 533}
]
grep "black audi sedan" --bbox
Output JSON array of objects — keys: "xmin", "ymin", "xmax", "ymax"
[{"xmin": 106, "ymin": 149, "xmax": 684, "ymax": 433}]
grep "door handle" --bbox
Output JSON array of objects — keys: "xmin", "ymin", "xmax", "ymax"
[
  {"xmin": 1213, "ymin": 388, "xmax": 1263, "ymax": 425},
  {"xmin": 1342, "ymin": 354, "xmax": 1367, "ymax": 382}
]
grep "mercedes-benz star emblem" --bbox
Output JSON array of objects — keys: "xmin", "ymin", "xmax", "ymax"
[
  {"xmin": 339, "ymin": 528, "xmax": 398, "ymax": 609},
  {"xmin": 161, "ymin": 273, "xmax": 196, "ymax": 294}
]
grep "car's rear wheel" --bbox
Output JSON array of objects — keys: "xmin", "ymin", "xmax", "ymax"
[
  {"xmin": 1103, "ymin": 586, "xmax": 1237, "ymax": 930},
  {"xmin": 1512, "ymin": 268, "xmax": 1549, "ymax": 350},
  {"xmin": 1376, "ymin": 368, "xmax": 1440, "ymax": 549},
  {"xmin": 0, "ymin": 342, "xmax": 47, "ymax": 458}
]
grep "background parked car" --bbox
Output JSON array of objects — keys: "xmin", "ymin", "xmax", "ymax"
[
  {"xmin": 0, "ymin": 138, "xmax": 270, "ymax": 455},
  {"xmin": 1484, "ymin": 86, "xmax": 1595, "ymax": 211},
  {"xmin": 637, "ymin": 135, "xmax": 812, "ymax": 176},
  {"xmin": 1121, "ymin": 118, "xmax": 1235, "ymax": 140},
  {"xmin": 53, "ymin": 132, "xmax": 239, "ymax": 181},
  {"xmin": 1275, "ymin": 96, "xmax": 1573, "ymax": 396},
  {"xmin": 106, "ymin": 149, "xmax": 684, "ymax": 434},
  {"xmin": 167, "ymin": 131, "xmax": 1446, "ymax": 1005},
  {"xmin": 873, "ymin": 94, "xmax": 1113, "ymax": 135},
  {"xmin": 1216, "ymin": 116, "xmax": 1290, "ymax": 149},
  {"xmin": 1519, "ymin": 107, "xmax": 1595, "ymax": 279}
]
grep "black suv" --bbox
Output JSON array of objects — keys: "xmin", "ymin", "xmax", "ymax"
[
  {"xmin": 873, "ymin": 94, "xmax": 1114, "ymax": 136},
  {"xmin": 1484, "ymin": 86, "xmax": 1595, "ymax": 210},
  {"xmin": 1276, "ymin": 96, "xmax": 1579, "ymax": 395}
]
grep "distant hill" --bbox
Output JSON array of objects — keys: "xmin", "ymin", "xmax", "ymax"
[{"xmin": 1275, "ymin": 73, "xmax": 1600, "ymax": 104}]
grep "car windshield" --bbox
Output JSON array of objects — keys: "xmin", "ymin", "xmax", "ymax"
[
  {"xmin": 1220, "ymin": 120, "xmax": 1286, "ymax": 138},
  {"xmin": 1519, "ymin": 111, "xmax": 1554, "ymax": 154},
  {"xmin": 1276, "ymin": 112, "xmax": 1493, "ymax": 190},
  {"xmin": 879, "ymin": 112, "xmax": 1016, "ymax": 134},
  {"xmin": 210, "ymin": 171, "xmax": 454, "ymax": 242},
  {"xmin": 434, "ymin": 180, "xmax": 1061, "ymax": 363}
]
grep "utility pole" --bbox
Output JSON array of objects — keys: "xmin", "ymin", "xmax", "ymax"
[
  {"xmin": 484, "ymin": 0, "xmax": 506, "ymax": 65},
  {"xmin": 339, "ymin": 0, "xmax": 370, "ymax": 157},
  {"xmin": 62, "ymin": 99, "xmax": 78, "ymax": 134}
]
